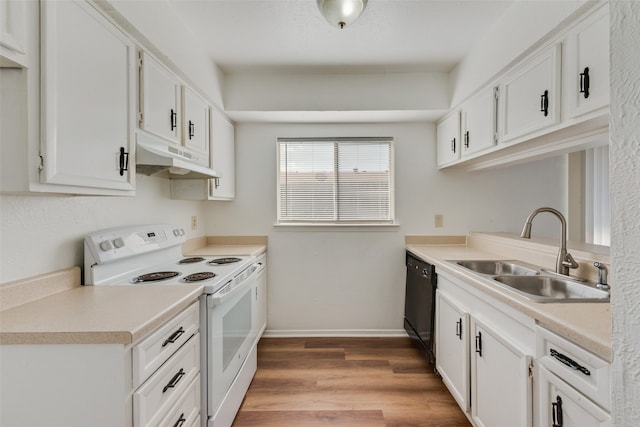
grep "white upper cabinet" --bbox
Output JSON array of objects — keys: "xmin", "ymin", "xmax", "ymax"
[
  {"xmin": 139, "ymin": 51, "xmax": 181, "ymax": 145},
  {"xmin": 562, "ymin": 4, "xmax": 609, "ymax": 120},
  {"xmin": 182, "ymin": 86, "xmax": 210, "ymax": 158},
  {"xmin": 461, "ymin": 86, "xmax": 497, "ymax": 157},
  {"xmin": 170, "ymin": 108, "xmax": 235, "ymax": 201},
  {"xmin": 498, "ymin": 43, "xmax": 561, "ymax": 144},
  {"xmin": 39, "ymin": 0, "xmax": 136, "ymax": 193},
  {"xmin": 209, "ymin": 108, "xmax": 235, "ymax": 200},
  {"xmin": 0, "ymin": 0, "xmax": 27, "ymax": 66},
  {"xmin": 436, "ymin": 111, "xmax": 460, "ymax": 167}
]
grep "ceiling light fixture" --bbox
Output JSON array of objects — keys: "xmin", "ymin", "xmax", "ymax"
[{"xmin": 317, "ymin": 0, "xmax": 368, "ymax": 29}]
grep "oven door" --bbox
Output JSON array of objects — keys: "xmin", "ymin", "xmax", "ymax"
[{"xmin": 205, "ymin": 263, "xmax": 258, "ymax": 418}]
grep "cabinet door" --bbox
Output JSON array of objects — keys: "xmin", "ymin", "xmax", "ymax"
[
  {"xmin": 435, "ymin": 290, "xmax": 470, "ymax": 412},
  {"xmin": 471, "ymin": 317, "xmax": 533, "ymax": 427},
  {"xmin": 182, "ymin": 86, "xmax": 210, "ymax": 159},
  {"xmin": 40, "ymin": 0, "xmax": 136, "ymax": 192},
  {"xmin": 563, "ymin": 5, "xmax": 609, "ymax": 120},
  {"xmin": 538, "ymin": 365, "xmax": 611, "ymax": 427},
  {"xmin": 436, "ymin": 111, "xmax": 460, "ymax": 167},
  {"xmin": 209, "ymin": 108, "xmax": 235, "ymax": 200},
  {"xmin": 499, "ymin": 44, "xmax": 561, "ymax": 143},
  {"xmin": 461, "ymin": 86, "xmax": 497, "ymax": 157},
  {"xmin": 254, "ymin": 266, "xmax": 267, "ymax": 338},
  {"xmin": 0, "ymin": 0, "xmax": 26, "ymax": 57},
  {"xmin": 140, "ymin": 51, "xmax": 181, "ymax": 145}
]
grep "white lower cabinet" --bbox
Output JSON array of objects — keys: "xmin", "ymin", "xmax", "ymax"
[
  {"xmin": 435, "ymin": 290, "xmax": 470, "ymax": 411},
  {"xmin": 536, "ymin": 325, "xmax": 611, "ymax": 427},
  {"xmin": 0, "ymin": 302, "xmax": 200, "ymax": 427},
  {"xmin": 538, "ymin": 366, "xmax": 611, "ymax": 427},
  {"xmin": 471, "ymin": 317, "xmax": 532, "ymax": 427},
  {"xmin": 435, "ymin": 273, "xmax": 535, "ymax": 427}
]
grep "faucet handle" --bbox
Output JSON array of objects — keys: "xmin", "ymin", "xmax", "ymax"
[
  {"xmin": 562, "ymin": 253, "xmax": 579, "ymax": 269},
  {"xmin": 594, "ymin": 262, "xmax": 609, "ymax": 291}
]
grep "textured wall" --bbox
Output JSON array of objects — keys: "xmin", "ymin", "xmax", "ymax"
[
  {"xmin": 0, "ymin": 177, "xmax": 205, "ymax": 283},
  {"xmin": 610, "ymin": 1, "xmax": 640, "ymax": 424}
]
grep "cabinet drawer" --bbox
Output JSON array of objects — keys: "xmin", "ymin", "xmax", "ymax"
[
  {"xmin": 536, "ymin": 326, "xmax": 610, "ymax": 410},
  {"xmin": 134, "ymin": 333, "xmax": 200, "ymax": 427},
  {"xmin": 133, "ymin": 302, "xmax": 199, "ymax": 387},
  {"xmin": 158, "ymin": 374, "xmax": 201, "ymax": 427}
]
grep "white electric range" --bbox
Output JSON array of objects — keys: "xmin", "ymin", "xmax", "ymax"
[{"xmin": 84, "ymin": 224, "xmax": 263, "ymax": 427}]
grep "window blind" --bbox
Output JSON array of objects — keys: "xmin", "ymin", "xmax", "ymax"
[{"xmin": 277, "ymin": 138, "xmax": 394, "ymax": 224}]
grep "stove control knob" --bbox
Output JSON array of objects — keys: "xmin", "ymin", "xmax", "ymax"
[
  {"xmin": 99, "ymin": 240, "xmax": 113, "ymax": 251},
  {"xmin": 113, "ymin": 238, "xmax": 125, "ymax": 249}
]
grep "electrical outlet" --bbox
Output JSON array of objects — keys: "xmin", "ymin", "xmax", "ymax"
[
  {"xmin": 191, "ymin": 215, "xmax": 197, "ymax": 230},
  {"xmin": 434, "ymin": 214, "xmax": 444, "ymax": 228}
]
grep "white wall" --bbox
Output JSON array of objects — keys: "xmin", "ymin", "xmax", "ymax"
[
  {"xmin": 107, "ymin": 0, "xmax": 225, "ymax": 108},
  {"xmin": 204, "ymin": 122, "xmax": 566, "ymax": 334},
  {"xmin": 0, "ymin": 177, "xmax": 205, "ymax": 283},
  {"xmin": 450, "ymin": 0, "xmax": 587, "ymax": 106},
  {"xmin": 610, "ymin": 1, "xmax": 640, "ymax": 424}
]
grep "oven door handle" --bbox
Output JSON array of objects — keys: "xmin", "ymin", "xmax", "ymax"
[{"xmin": 209, "ymin": 263, "xmax": 259, "ymax": 307}]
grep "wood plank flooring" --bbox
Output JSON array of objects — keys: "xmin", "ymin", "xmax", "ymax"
[{"xmin": 233, "ymin": 337, "xmax": 471, "ymax": 427}]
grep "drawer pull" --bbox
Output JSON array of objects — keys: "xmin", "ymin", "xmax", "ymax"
[
  {"xmin": 552, "ymin": 395, "xmax": 563, "ymax": 427},
  {"xmin": 550, "ymin": 348, "xmax": 591, "ymax": 376},
  {"xmin": 173, "ymin": 413, "xmax": 186, "ymax": 427},
  {"xmin": 162, "ymin": 327, "xmax": 185, "ymax": 347},
  {"xmin": 162, "ymin": 368, "xmax": 185, "ymax": 393}
]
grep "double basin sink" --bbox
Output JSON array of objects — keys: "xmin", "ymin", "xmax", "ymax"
[{"xmin": 450, "ymin": 260, "xmax": 609, "ymax": 303}]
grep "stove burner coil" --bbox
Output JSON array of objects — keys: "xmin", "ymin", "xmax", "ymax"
[
  {"xmin": 179, "ymin": 257, "xmax": 206, "ymax": 264},
  {"xmin": 208, "ymin": 257, "xmax": 243, "ymax": 265},
  {"xmin": 183, "ymin": 272, "xmax": 217, "ymax": 282},
  {"xmin": 132, "ymin": 271, "xmax": 180, "ymax": 283}
]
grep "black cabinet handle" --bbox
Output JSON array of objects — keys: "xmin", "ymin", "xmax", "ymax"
[
  {"xmin": 456, "ymin": 318, "xmax": 462, "ymax": 340},
  {"xmin": 170, "ymin": 108, "xmax": 177, "ymax": 131},
  {"xmin": 475, "ymin": 331, "xmax": 482, "ymax": 357},
  {"xmin": 464, "ymin": 131, "xmax": 470, "ymax": 149},
  {"xmin": 550, "ymin": 348, "xmax": 591, "ymax": 376},
  {"xmin": 188, "ymin": 120, "xmax": 195, "ymax": 140},
  {"xmin": 451, "ymin": 138, "xmax": 456, "ymax": 153},
  {"xmin": 162, "ymin": 327, "xmax": 185, "ymax": 347},
  {"xmin": 580, "ymin": 67, "xmax": 590, "ymax": 99},
  {"xmin": 172, "ymin": 413, "xmax": 186, "ymax": 427},
  {"xmin": 118, "ymin": 147, "xmax": 129, "ymax": 177},
  {"xmin": 540, "ymin": 90, "xmax": 549, "ymax": 117},
  {"xmin": 162, "ymin": 368, "xmax": 185, "ymax": 393},
  {"xmin": 552, "ymin": 395, "xmax": 563, "ymax": 427}
]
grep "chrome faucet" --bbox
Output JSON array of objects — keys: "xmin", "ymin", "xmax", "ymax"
[{"xmin": 520, "ymin": 207, "xmax": 579, "ymax": 276}]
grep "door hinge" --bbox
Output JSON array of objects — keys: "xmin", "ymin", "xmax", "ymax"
[
  {"xmin": 38, "ymin": 154, "xmax": 44, "ymax": 171},
  {"xmin": 137, "ymin": 51, "xmax": 143, "ymax": 68},
  {"xmin": 494, "ymin": 86, "xmax": 499, "ymax": 100},
  {"xmin": 137, "ymin": 111, "xmax": 143, "ymax": 126},
  {"xmin": 528, "ymin": 363, "xmax": 534, "ymax": 379}
]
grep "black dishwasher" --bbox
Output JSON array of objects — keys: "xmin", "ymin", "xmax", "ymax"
[{"xmin": 404, "ymin": 251, "xmax": 437, "ymax": 366}]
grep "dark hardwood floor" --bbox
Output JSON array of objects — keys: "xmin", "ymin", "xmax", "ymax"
[{"xmin": 233, "ymin": 337, "xmax": 471, "ymax": 427}]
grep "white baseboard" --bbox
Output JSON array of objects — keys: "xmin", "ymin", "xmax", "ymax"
[{"xmin": 262, "ymin": 329, "xmax": 409, "ymax": 338}]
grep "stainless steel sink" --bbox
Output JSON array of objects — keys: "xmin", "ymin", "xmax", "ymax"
[
  {"xmin": 454, "ymin": 260, "xmax": 540, "ymax": 276},
  {"xmin": 493, "ymin": 275, "xmax": 610, "ymax": 303}
]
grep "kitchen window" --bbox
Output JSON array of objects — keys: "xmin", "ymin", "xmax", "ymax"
[{"xmin": 277, "ymin": 138, "xmax": 394, "ymax": 225}]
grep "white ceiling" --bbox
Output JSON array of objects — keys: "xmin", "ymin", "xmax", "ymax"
[{"xmin": 168, "ymin": 0, "xmax": 515, "ymax": 74}]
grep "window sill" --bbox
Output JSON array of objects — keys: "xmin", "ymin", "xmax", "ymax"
[{"xmin": 273, "ymin": 223, "xmax": 400, "ymax": 232}]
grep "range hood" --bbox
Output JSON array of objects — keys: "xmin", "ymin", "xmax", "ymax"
[{"xmin": 136, "ymin": 133, "xmax": 218, "ymax": 179}]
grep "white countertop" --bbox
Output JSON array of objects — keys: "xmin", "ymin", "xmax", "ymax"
[{"xmin": 407, "ymin": 238, "xmax": 611, "ymax": 361}]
